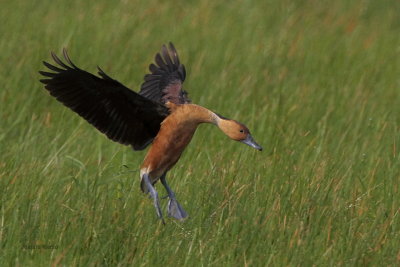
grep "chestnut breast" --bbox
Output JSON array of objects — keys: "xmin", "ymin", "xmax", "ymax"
[{"xmin": 141, "ymin": 104, "xmax": 207, "ymax": 179}]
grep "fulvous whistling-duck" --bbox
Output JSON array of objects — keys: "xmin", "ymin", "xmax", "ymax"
[{"xmin": 39, "ymin": 43, "xmax": 262, "ymax": 223}]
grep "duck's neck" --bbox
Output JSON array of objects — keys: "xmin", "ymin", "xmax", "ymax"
[{"xmin": 167, "ymin": 103, "xmax": 222, "ymax": 126}]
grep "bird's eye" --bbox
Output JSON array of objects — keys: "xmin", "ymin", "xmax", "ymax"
[{"xmin": 239, "ymin": 129, "xmax": 244, "ymax": 133}]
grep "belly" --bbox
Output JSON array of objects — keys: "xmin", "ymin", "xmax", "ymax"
[{"xmin": 141, "ymin": 125, "xmax": 197, "ymax": 182}]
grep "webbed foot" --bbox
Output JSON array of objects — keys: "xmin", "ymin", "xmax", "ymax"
[
  {"xmin": 167, "ymin": 198, "xmax": 188, "ymax": 220},
  {"xmin": 161, "ymin": 173, "xmax": 189, "ymax": 221}
]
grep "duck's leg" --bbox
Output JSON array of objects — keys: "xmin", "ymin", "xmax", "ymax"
[
  {"xmin": 142, "ymin": 173, "xmax": 165, "ymax": 224},
  {"xmin": 160, "ymin": 173, "xmax": 188, "ymax": 220}
]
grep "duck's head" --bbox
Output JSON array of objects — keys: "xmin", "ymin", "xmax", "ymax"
[{"xmin": 217, "ymin": 118, "xmax": 262, "ymax": 151}]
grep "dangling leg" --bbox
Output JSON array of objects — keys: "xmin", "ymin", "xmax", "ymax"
[
  {"xmin": 160, "ymin": 173, "xmax": 188, "ymax": 220},
  {"xmin": 142, "ymin": 173, "xmax": 165, "ymax": 224}
]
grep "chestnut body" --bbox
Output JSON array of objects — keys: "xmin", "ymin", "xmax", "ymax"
[
  {"xmin": 140, "ymin": 103, "xmax": 217, "ymax": 189},
  {"xmin": 40, "ymin": 44, "xmax": 262, "ymax": 223}
]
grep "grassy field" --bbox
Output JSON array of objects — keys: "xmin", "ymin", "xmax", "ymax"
[{"xmin": 1, "ymin": 0, "xmax": 400, "ymax": 265}]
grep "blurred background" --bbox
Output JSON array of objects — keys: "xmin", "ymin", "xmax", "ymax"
[{"xmin": 1, "ymin": 0, "xmax": 400, "ymax": 265}]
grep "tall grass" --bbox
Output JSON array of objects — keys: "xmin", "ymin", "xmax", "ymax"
[{"xmin": 1, "ymin": 0, "xmax": 400, "ymax": 265}]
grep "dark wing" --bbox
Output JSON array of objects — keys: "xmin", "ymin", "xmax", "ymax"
[
  {"xmin": 39, "ymin": 49, "xmax": 170, "ymax": 150},
  {"xmin": 139, "ymin": 42, "xmax": 190, "ymax": 105}
]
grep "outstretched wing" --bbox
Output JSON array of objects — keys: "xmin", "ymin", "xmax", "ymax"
[
  {"xmin": 39, "ymin": 49, "xmax": 170, "ymax": 150},
  {"xmin": 139, "ymin": 42, "xmax": 190, "ymax": 105}
]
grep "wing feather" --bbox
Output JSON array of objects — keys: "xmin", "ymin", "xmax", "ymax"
[
  {"xmin": 39, "ymin": 49, "xmax": 169, "ymax": 150},
  {"xmin": 139, "ymin": 42, "xmax": 190, "ymax": 104}
]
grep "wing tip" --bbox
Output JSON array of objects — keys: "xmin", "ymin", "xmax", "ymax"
[
  {"xmin": 139, "ymin": 42, "xmax": 189, "ymax": 104},
  {"xmin": 39, "ymin": 78, "xmax": 51, "ymax": 84},
  {"xmin": 97, "ymin": 65, "xmax": 114, "ymax": 81},
  {"xmin": 62, "ymin": 48, "xmax": 78, "ymax": 69}
]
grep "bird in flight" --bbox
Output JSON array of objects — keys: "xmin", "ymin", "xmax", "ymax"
[{"xmin": 39, "ymin": 43, "xmax": 262, "ymax": 223}]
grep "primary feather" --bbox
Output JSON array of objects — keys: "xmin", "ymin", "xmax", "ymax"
[
  {"xmin": 39, "ymin": 49, "xmax": 170, "ymax": 150},
  {"xmin": 139, "ymin": 42, "xmax": 190, "ymax": 105}
]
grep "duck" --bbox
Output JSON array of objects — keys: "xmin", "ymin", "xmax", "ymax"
[{"xmin": 39, "ymin": 43, "xmax": 262, "ymax": 223}]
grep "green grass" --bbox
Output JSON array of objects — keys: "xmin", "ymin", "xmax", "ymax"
[{"xmin": 1, "ymin": 0, "xmax": 400, "ymax": 265}]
